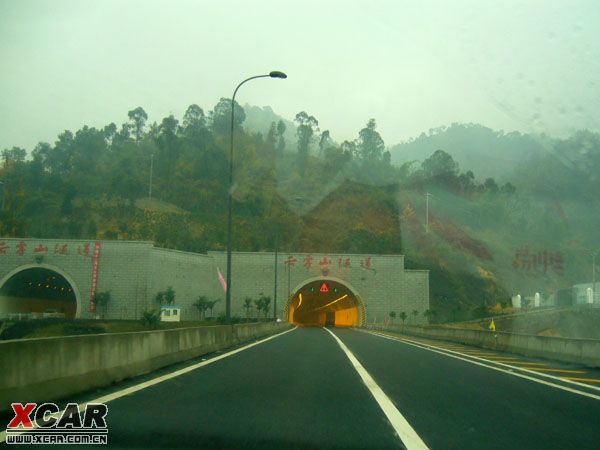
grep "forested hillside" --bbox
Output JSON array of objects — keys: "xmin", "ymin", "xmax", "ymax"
[{"xmin": 2, "ymin": 101, "xmax": 599, "ymax": 322}]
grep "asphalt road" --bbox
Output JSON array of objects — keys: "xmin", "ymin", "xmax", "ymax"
[{"xmin": 3, "ymin": 327, "xmax": 600, "ymax": 449}]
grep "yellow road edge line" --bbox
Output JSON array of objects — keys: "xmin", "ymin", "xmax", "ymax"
[
  {"xmin": 503, "ymin": 362, "xmax": 547, "ymax": 366},
  {"xmin": 561, "ymin": 377, "xmax": 600, "ymax": 383},
  {"xmin": 482, "ymin": 359, "xmax": 521, "ymax": 362},
  {"xmin": 513, "ymin": 368, "xmax": 587, "ymax": 374}
]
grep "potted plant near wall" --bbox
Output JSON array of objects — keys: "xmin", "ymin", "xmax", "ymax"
[{"xmin": 95, "ymin": 291, "xmax": 111, "ymax": 319}]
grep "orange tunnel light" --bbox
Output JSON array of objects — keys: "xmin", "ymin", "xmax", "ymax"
[{"xmin": 288, "ymin": 280, "xmax": 360, "ymax": 327}]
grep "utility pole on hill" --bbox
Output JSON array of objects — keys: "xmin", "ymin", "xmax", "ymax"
[
  {"xmin": 149, "ymin": 154, "xmax": 154, "ymax": 198},
  {"xmin": 425, "ymin": 192, "xmax": 432, "ymax": 233}
]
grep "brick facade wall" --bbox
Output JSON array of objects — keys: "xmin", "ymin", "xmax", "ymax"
[{"xmin": 0, "ymin": 239, "xmax": 429, "ymax": 324}]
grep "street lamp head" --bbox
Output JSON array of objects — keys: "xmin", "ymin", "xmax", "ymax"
[{"xmin": 269, "ymin": 71, "xmax": 287, "ymax": 79}]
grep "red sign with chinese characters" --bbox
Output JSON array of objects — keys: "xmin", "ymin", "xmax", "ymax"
[
  {"xmin": 284, "ymin": 254, "xmax": 374, "ymax": 272},
  {"xmin": 512, "ymin": 247, "xmax": 564, "ymax": 276},
  {"xmin": 89, "ymin": 242, "xmax": 102, "ymax": 313},
  {"xmin": 0, "ymin": 241, "xmax": 93, "ymax": 258}
]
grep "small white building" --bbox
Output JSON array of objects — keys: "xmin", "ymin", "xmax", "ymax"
[
  {"xmin": 573, "ymin": 283, "xmax": 600, "ymax": 305},
  {"xmin": 511, "ymin": 294, "xmax": 522, "ymax": 308},
  {"xmin": 160, "ymin": 305, "xmax": 181, "ymax": 322}
]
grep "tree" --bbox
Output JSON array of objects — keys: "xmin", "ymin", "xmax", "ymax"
[
  {"xmin": 141, "ymin": 309, "xmax": 160, "ymax": 329},
  {"xmin": 423, "ymin": 309, "xmax": 436, "ymax": 324},
  {"xmin": 389, "ymin": 311, "xmax": 396, "ymax": 324},
  {"xmin": 183, "ymin": 104, "xmax": 206, "ymax": 131},
  {"xmin": 127, "ymin": 107, "xmax": 148, "ymax": 142},
  {"xmin": 164, "ymin": 286, "xmax": 175, "ymax": 305},
  {"xmin": 276, "ymin": 120, "xmax": 286, "ymax": 154},
  {"xmin": 49, "ymin": 130, "xmax": 75, "ymax": 175},
  {"xmin": 252, "ymin": 293, "xmax": 272, "ymax": 319},
  {"xmin": 31, "ymin": 142, "xmax": 52, "ymax": 170},
  {"xmin": 501, "ymin": 182, "xmax": 516, "ymax": 194},
  {"xmin": 260, "ymin": 295, "xmax": 271, "ymax": 318},
  {"xmin": 412, "ymin": 309, "xmax": 419, "ymax": 324},
  {"xmin": 1, "ymin": 147, "xmax": 27, "ymax": 168},
  {"xmin": 323, "ymin": 145, "xmax": 352, "ymax": 175},
  {"xmin": 265, "ymin": 122, "xmax": 277, "ymax": 155},
  {"xmin": 103, "ymin": 123, "xmax": 117, "ymax": 144},
  {"xmin": 60, "ymin": 185, "xmax": 76, "ymax": 217},
  {"xmin": 357, "ymin": 119, "xmax": 385, "ymax": 161},
  {"xmin": 458, "ymin": 170, "xmax": 476, "ymax": 194},
  {"xmin": 483, "ymin": 177, "xmax": 499, "ymax": 193},
  {"xmin": 294, "ymin": 111, "xmax": 319, "ymax": 174},
  {"xmin": 421, "ymin": 149, "xmax": 459, "ymax": 186},
  {"xmin": 95, "ymin": 291, "xmax": 111, "ymax": 319},
  {"xmin": 157, "ymin": 115, "xmax": 180, "ymax": 196},
  {"xmin": 340, "ymin": 140, "xmax": 356, "ymax": 159},
  {"xmin": 115, "ymin": 123, "xmax": 131, "ymax": 145},
  {"xmin": 194, "ymin": 295, "xmax": 210, "ymax": 320},
  {"xmin": 155, "ymin": 287, "xmax": 175, "ymax": 306},
  {"xmin": 318, "ymin": 130, "xmax": 331, "ymax": 155},
  {"xmin": 207, "ymin": 299, "xmax": 220, "ymax": 318},
  {"xmin": 243, "ymin": 297, "xmax": 253, "ymax": 318},
  {"xmin": 399, "ymin": 311, "xmax": 408, "ymax": 328},
  {"xmin": 253, "ymin": 298, "xmax": 262, "ymax": 319},
  {"xmin": 211, "ymin": 97, "xmax": 245, "ymax": 135},
  {"xmin": 382, "ymin": 150, "xmax": 391, "ymax": 165}
]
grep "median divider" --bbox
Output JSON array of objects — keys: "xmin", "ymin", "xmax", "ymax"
[
  {"xmin": 0, "ymin": 322, "xmax": 291, "ymax": 412},
  {"xmin": 366, "ymin": 324, "xmax": 600, "ymax": 369}
]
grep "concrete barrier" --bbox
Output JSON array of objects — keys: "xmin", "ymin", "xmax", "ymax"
[
  {"xmin": 0, "ymin": 322, "xmax": 291, "ymax": 412},
  {"xmin": 366, "ymin": 324, "xmax": 600, "ymax": 368}
]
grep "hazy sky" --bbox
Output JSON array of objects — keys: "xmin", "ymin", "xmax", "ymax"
[{"xmin": 1, "ymin": 0, "xmax": 599, "ymax": 152}]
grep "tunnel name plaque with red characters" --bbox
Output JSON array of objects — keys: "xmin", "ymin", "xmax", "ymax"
[
  {"xmin": 0, "ymin": 240, "xmax": 95, "ymax": 258},
  {"xmin": 283, "ymin": 255, "xmax": 373, "ymax": 276}
]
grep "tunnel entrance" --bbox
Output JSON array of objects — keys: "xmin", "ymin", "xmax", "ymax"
[
  {"xmin": 287, "ymin": 279, "xmax": 364, "ymax": 327},
  {"xmin": 0, "ymin": 267, "xmax": 78, "ymax": 318}
]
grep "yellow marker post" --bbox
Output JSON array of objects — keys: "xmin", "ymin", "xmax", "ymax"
[{"xmin": 489, "ymin": 318, "xmax": 496, "ymax": 332}]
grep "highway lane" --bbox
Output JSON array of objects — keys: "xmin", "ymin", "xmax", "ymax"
[
  {"xmin": 4, "ymin": 327, "xmax": 402, "ymax": 450},
  {"xmin": 333, "ymin": 328, "xmax": 600, "ymax": 450},
  {"xmin": 4, "ymin": 326, "xmax": 600, "ymax": 449}
]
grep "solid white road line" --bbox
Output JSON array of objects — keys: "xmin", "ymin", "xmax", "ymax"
[
  {"xmin": 0, "ymin": 326, "xmax": 297, "ymax": 443},
  {"xmin": 324, "ymin": 327, "xmax": 429, "ymax": 450},
  {"xmin": 364, "ymin": 330, "xmax": 600, "ymax": 401}
]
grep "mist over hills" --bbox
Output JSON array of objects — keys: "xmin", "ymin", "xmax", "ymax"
[
  {"xmin": 383, "ymin": 123, "xmax": 547, "ymax": 180},
  {"xmin": 242, "ymin": 104, "xmax": 296, "ymax": 144}
]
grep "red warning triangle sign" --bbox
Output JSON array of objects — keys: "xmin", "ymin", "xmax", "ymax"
[{"xmin": 319, "ymin": 282, "xmax": 329, "ymax": 292}]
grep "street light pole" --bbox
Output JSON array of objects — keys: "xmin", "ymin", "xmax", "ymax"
[
  {"xmin": 273, "ymin": 232, "xmax": 278, "ymax": 320},
  {"xmin": 592, "ymin": 249, "xmax": 600, "ymax": 303},
  {"xmin": 225, "ymin": 71, "xmax": 287, "ymax": 320}
]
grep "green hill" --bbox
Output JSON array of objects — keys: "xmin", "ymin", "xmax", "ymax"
[{"xmin": 1, "ymin": 103, "xmax": 599, "ymax": 324}]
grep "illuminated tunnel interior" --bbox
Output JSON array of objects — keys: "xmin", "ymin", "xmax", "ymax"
[
  {"xmin": 0, "ymin": 268, "xmax": 77, "ymax": 317},
  {"xmin": 288, "ymin": 280, "xmax": 361, "ymax": 327}
]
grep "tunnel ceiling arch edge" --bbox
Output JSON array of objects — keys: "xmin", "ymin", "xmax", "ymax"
[{"xmin": 0, "ymin": 263, "xmax": 83, "ymax": 318}]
